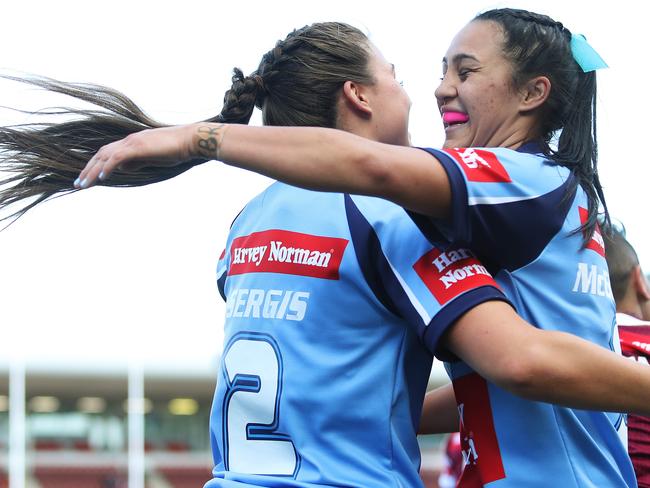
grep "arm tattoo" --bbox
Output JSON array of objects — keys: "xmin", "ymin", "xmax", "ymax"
[{"xmin": 196, "ymin": 124, "xmax": 227, "ymax": 160}]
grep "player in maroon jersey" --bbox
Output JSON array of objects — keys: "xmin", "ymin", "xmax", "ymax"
[
  {"xmin": 437, "ymin": 432, "xmax": 463, "ymax": 488},
  {"xmin": 605, "ymin": 225, "xmax": 650, "ymax": 487}
]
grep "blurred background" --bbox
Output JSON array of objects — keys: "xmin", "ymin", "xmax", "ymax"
[{"xmin": 1, "ymin": 0, "xmax": 647, "ymax": 486}]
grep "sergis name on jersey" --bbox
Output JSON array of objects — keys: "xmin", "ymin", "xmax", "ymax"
[
  {"xmin": 572, "ymin": 262, "xmax": 613, "ymax": 299},
  {"xmin": 578, "ymin": 207, "xmax": 605, "ymax": 257},
  {"xmin": 226, "ymin": 288, "xmax": 310, "ymax": 322},
  {"xmin": 228, "ymin": 229, "xmax": 349, "ymax": 280},
  {"xmin": 413, "ymin": 247, "xmax": 497, "ymax": 305},
  {"xmin": 444, "ymin": 148, "xmax": 512, "ymax": 183}
]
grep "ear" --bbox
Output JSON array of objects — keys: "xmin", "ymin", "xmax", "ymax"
[
  {"xmin": 342, "ymin": 80, "xmax": 373, "ymax": 116},
  {"xmin": 519, "ymin": 76, "xmax": 551, "ymax": 113},
  {"xmin": 633, "ymin": 265, "xmax": 650, "ymax": 300}
]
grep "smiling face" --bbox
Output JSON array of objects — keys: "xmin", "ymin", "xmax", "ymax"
[{"xmin": 435, "ymin": 20, "xmax": 537, "ymax": 149}]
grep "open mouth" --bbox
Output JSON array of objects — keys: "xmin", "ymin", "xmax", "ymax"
[{"xmin": 442, "ymin": 111, "xmax": 469, "ymax": 130}]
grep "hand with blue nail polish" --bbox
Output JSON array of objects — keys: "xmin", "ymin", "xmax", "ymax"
[{"xmin": 75, "ymin": 125, "xmax": 198, "ymax": 189}]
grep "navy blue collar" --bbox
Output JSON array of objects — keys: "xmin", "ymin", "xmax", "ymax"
[{"xmin": 516, "ymin": 141, "xmax": 545, "ymax": 155}]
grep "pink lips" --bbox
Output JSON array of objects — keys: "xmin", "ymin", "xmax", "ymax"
[{"xmin": 442, "ymin": 111, "xmax": 469, "ymax": 125}]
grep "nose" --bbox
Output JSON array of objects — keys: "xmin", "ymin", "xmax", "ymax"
[{"xmin": 435, "ymin": 74, "xmax": 457, "ymax": 106}]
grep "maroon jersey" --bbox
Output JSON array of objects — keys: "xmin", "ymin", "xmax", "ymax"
[
  {"xmin": 438, "ymin": 432, "xmax": 463, "ymax": 488},
  {"xmin": 618, "ymin": 312, "xmax": 650, "ymax": 488}
]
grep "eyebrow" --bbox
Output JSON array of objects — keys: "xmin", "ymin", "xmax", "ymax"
[{"xmin": 442, "ymin": 53, "xmax": 480, "ymax": 65}]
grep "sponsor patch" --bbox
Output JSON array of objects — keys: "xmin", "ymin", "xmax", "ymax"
[
  {"xmin": 454, "ymin": 373, "xmax": 506, "ymax": 485},
  {"xmin": 413, "ymin": 247, "xmax": 497, "ymax": 304},
  {"xmin": 572, "ymin": 262, "xmax": 613, "ymax": 299},
  {"xmin": 228, "ymin": 229, "xmax": 348, "ymax": 280},
  {"xmin": 444, "ymin": 148, "xmax": 511, "ymax": 183},
  {"xmin": 578, "ymin": 207, "xmax": 605, "ymax": 257}
]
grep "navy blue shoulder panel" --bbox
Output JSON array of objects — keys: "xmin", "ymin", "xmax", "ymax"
[
  {"xmin": 413, "ymin": 148, "xmax": 577, "ymax": 271},
  {"xmin": 343, "ymin": 194, "xmax": 402, "ymax": 318},
  {"xmin": 467, "ymin": 175, "xmax": 576, "ymax": 271},
  {"xmin": 217, "ymin": 269, "xmax": 227, "ymax": 301}
]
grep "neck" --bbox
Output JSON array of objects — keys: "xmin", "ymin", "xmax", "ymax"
[
  {"xmin": 489, "ymin": 113, "xmax": 543, "ymax": 150},
  {"xmin": 617, "ymin": 294, "xmax": 644, "ymax": 320},
  {"xmin": 617, "ymin": 307, "xmax": 643, "ymax": 320},
  {"xmin": 494, "ymin": 124, "xmax": 541, "ymax": 151}
]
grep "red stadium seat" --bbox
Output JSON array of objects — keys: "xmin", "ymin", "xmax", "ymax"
[
  {"xmin": 34, "ymin": 440, "xmax": 64, "ymax": 451},
  {"xmin": 159, "ymin": 467, "xmax": 212, "ymax": 488},
  {"xmin": 34, "ymin": 466, "xmax": 126, "ymax": 488}
]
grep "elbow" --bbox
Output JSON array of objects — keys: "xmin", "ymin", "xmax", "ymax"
[
  {"xmin": 488, "ymin": 346, "xmax": 552, "ymax": 401},
  {"xmin": 491, "ymin": 359, "xmax": 539, "ymax": 399}
]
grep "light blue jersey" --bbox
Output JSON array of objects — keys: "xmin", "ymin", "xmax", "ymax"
[
  {"xmin": 419, "ymin": 143, "xmax": 636, "ymax": 487},
  {"xmin": 206, "ymin": 183, "xmax": 507, "ymax": 487}
]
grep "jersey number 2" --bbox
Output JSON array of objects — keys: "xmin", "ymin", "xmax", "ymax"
[{"xmin": 222, "ymin": 332, "xmax": 299, "ymax": 476}]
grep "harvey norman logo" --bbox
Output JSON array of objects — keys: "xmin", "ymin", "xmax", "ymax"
[
  {"xmin": 413, "ymin": 247, "xmax": 497, "ymax": 304},
  {"xmin": 228, "ymin": 229, "xmax": 349, "ymax": 280},
  {"xmin": 444, "ymin": 148, "xmax": 511, "ymax": 183}
]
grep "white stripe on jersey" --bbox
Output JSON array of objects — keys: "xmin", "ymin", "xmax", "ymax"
[
  {"xmin": 385, "ymin": 257, "xmax": 432, "ymax": 326},
  {"xmin": 468, "ymin": 194, "xmax": 541, "ymax": 206}
]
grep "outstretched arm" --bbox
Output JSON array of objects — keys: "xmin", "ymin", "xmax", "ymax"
[
  {"xmin": 418, "ymin": 383, "xmax": 459, "ymax": 435},
  {"xmin": 74, "ymin": 123, "xmax": 451, "ymax": 218},
  {"xmin": 445, "ymin": 300, "xmax": 650, "ymax": 415}
]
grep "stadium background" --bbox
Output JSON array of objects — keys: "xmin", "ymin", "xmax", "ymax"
[{"xmin": 1, "ymin": 0, "xmax": 647, "ymax": 486}]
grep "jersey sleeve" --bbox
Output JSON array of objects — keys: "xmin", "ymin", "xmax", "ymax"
[
  {"xmin": 345, "ymin": 194, "xmax": 511, "ymax": 360},
  {"xmin": 217, "ymin": 207, "xmax": 247, "ymax": 301},
  {"xmin": 418, "ymin": 146, "xmax": 576, "ymax": 270},
  {"xmin": 217, "ymin": 247, "xmax": 228, "ymax": 301}
]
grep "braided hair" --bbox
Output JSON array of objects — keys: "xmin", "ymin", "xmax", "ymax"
[
  {"xmin": 211, "ymin": 22, "xmax": 374, "ymax": 128},
  {"xmin": 0, "ymin": 22, "xmax": 373, "ymax": 223},
  {"xmin": 474, "ymin": 8, "xmax": 609, "ymax": 245}
]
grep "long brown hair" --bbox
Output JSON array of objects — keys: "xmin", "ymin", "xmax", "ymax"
[
  {"xmin": 0, "ymin": 22, "xmax": 373, "ymax": 224},
  {"xmin": 475, "ymin": 8, "xmax": 609, "ymax": 244}
]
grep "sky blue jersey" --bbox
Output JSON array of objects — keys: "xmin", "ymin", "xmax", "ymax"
[
  {"xmin": 206, "ymin": 183, "xmax": 508, "ymax": 487},
  {"xmin": 418, "ymin": 143, "xmax": 636, "ymax": 488}
]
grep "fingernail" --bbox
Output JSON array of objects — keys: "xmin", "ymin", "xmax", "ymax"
[
  {"xmin": 80, "ymin": 178, "xmax": 88, "ymax": 189},
  {"xmin": 98, "ymin": 171, "xmax": 105, "ymax": 180},
  {"xmin": 74, "ymin": 178, "xmax": 80, "ymax": 188}
]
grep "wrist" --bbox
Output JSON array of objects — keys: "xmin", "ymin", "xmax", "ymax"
[{"xmin": 191, "ymin": 122, "xmax": 229, "ymax": 161}]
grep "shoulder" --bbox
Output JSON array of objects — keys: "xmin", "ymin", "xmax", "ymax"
[
  {"xmin": 345, "ymin": 194, "xmax": 432, "ymax": 247},
  {"xmin": 421, "ymin": 146, "xmax": 570, "ymax": 189}
]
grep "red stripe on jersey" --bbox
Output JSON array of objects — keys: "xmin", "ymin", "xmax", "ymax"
[
  {"xmin": 578, "ymin": 207, "xmax": 606, "ymax": 257},
  {"xmin": 413, "ymin": 248, "xmax": 498, "ymax": 305},
  {"xmin": 444, "ymin": 148, "xmax": 511, "ymax": 183},
  {"xmin": 228, "ymin": 229, "xmax": 348, "ymax": 280},
  {"xmin": 453, "ymin": 373, "xmax": 506, "ymax": 486}
]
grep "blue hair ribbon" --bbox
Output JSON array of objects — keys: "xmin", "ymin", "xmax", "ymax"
[{"xmin": 570, "ymin": 34, "xmax": 608, "ymax": 72}]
